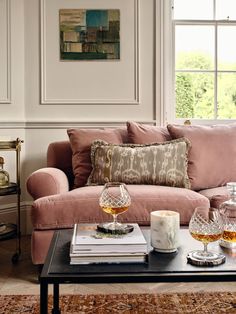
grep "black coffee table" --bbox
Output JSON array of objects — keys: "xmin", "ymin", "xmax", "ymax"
[{"xmin": 40, "ymin": 228, "xmax": 236, "ymax": 314}]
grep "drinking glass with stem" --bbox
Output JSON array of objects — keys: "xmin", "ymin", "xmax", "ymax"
[
  {"xmin": 189, "ymin": 206, "xmax": 225, "ymax": 263},
  {"xmin": 99, "ymin": 182, "xmax": 131, "ymax": 234}
]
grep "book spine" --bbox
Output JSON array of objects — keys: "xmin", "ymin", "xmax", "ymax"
[{"xmin": 71, "ymin": 224, "xmax": 77, "ymax": 246}]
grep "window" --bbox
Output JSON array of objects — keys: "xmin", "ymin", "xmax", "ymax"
[{"xmin": 169, "ymin": 0, "xmax": 236, "ymax": 121}]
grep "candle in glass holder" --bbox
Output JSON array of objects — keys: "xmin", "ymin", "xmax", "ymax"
[{"xmin": 151, "ymin": 210, "xmax": 180, "ymax": 253}]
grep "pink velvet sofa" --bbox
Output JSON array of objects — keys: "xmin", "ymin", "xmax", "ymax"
[{"xmin": 27, "ymin": 122, "xmax": 235, "ymax": 265}]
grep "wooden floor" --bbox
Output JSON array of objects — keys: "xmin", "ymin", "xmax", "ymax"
[{"xmin": 0, "ymin": 235, "xmax": 236, "ymax": 295}]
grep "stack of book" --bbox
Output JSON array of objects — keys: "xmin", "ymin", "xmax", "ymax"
[{"xmin": 70, "ymin": 223, "xmax": 148, "ymax": 264}]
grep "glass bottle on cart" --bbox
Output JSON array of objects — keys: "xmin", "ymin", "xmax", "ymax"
[{"xmin": 0, "ymin": 157, "xmax": 9, "ymax": 187}]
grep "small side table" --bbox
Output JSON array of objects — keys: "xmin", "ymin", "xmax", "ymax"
[{"xmin": 0, "ymin": 138, "xmax": 23, "ymax": 263}]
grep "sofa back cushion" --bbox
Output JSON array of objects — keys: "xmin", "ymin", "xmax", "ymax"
[
  {"xmin": 67, "ymin": 128, "xmax": 128, "ymax": 188},
  {"xmin": 87, "ymin": 138, "xmax": 191, "ymax": 188},
  {"xmin": 47, "ymin": 141, "xmax": 74, "ymax": 189},
  {"xmin": 127, "ymin": 121, "xmax": 171, "ymax": 144},
  {"xmin": 167, "ymin": 124, "xmax": 236, "ymax": 191}
]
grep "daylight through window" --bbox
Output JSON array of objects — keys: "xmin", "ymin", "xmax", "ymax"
[{"xmin": 173, "ymin": 0, "xmax": 236, "ymax": 119}]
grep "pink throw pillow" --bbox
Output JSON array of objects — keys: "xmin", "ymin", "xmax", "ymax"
[
  {"xmin": 67, "ymin": 128, "xmax": 126, "ymax": 188},
  {"xmin": 167, "ymin": 124, "xmax": 236, "ymax": 191},
  {"xmin": 127, "ymin": 121, "xmax": 171, "ymax": 144}
]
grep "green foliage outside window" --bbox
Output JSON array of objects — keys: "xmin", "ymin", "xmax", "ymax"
[
  {"xmin": 175, "ymin": 52, "xmax": 236, "ymax": 119},
  {"xmin": 175, "ymin": 74, "xmax": 194, "ymax": 118}
]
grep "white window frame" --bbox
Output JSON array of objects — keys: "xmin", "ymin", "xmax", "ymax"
[{"xmin": 161, "ymin": 0, "xmax": 236, "ymax": 125}]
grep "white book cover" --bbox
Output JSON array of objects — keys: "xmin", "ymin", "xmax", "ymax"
[
  {"xmin": 70, "ymin": 254, "xmax": 147, "ymax": 265},
  {"xmin": 71, "ymin": 223, "xmax": 147, "ymax": 254}
]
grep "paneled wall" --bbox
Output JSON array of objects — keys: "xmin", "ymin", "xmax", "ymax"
[{"xmin": 0, "ymin": 0, "xmax": 161, "ymax": 233}]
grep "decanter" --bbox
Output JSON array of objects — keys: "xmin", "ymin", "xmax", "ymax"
[
  {"xmin": 220, "ymin": 182, "xmax": 236, "ymax": 249},
  {"xmin": 0, "ymin": 157, "xmax": 9, "ymax": 187}
]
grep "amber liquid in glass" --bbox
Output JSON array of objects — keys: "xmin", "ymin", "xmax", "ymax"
[
  {"xmin": 222, "ymin": 230, "xmax": 236, "ymax": 242},
  {"xmin": 190, "ymin": 232, "xmax": 222, "ymax": 243},
  {"xmin": 101, "ymin": 206, "xmax": 129, "ymax": 215}
]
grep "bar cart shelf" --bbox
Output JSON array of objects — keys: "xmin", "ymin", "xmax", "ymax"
[{"xmin": 0, "ymin": 138, "xmax": 23, "ymax": 264}]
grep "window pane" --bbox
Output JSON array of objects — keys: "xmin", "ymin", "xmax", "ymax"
[
  {"xmin": 218, "ymin": 73, "xmax": 236, "ymax": 119},
  {"xmin": 175, "ymin": 73, "xmax": 214, "ymax": 119},
  {"xmin": 218, "ymin": 26, "xmax": 236, "ymax": 70},
  {"xmin": 175, "ymin": 26, "xmax": 214, "ymax": 70},
  {"xmin": 216, "ymin": 0, "xmax": 236, "ymax": 20},
  {"xmin": 174, "ymin": 0, "xmax": 213, "ymax": 20}
]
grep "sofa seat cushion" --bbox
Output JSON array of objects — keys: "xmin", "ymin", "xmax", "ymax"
[
  {"xmin": 198, "ymin": 186, "xmax": 230, "ymax": 209},
  {"xmin": 31, "ymin": 185, "xmax": 209, "ymax": 229}
]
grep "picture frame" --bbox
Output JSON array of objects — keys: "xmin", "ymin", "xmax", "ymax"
[
  {"xmin": 0, "ymin": 0, "xmax": 11, "ymax": 104},
  {"xmin": 40, "ymin": 0, "xmax": 139, "ymax": 105},
  {"xmin": 59, "ymin": 9, "xmax": 120, "ymax": 61}
]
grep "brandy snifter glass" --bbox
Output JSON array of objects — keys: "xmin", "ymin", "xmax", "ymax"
[
  {"xmin": 189, "ymin": 206, "xmax": 224, "ymax": 262},
  {"xmin": 99, "ymin": 182, "xmax": 131, "ymax": 233}
]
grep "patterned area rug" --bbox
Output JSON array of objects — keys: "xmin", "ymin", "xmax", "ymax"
[{"xmin": 0, "ymin": 292, "xmax": 236, "ymax": 314}]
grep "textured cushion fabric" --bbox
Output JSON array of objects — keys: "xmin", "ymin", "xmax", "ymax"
[
  {"xmin": 26, "ymin": 168, "xmax": 69, "ymax": 200},
  {"xmin": 167, "ymin": 124, "xmax": 236, "ymax": 191},
  {"xmin": 47, "ymin": 141, "xmax": 74, "ymax": 189},
  {"xmin": 31, "ymin": 230, "xmax": 54, "ymax": 265},
  {"xmin": 198, "ymin": 186, "xmax": 230, "ymax": 209},
  {"xmin": 31, "ymin": 185, "xmax": 209, "ymax": 264},
  {"xmin": 67, "ymin": 128, "xmax": 127, "ymax": 188},
  {"xmin": 87, "ymin": 138, "xmax": 191, "ymax": 188},
  {"xmin": 127, "ymin": 121, "xmax": 171, "ymax": 144},
  {"xmin": 31, "ymin": 185, "xmax": 209, "ymax": 231}
]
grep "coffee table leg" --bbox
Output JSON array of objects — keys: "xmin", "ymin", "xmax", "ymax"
[
  {"xmin": 52, "ymin": 283, "xmax": 60, "ymax": 314},
  {"xmin": 40, "ymin": 281, "xmax": 48, "ymax": 314}
]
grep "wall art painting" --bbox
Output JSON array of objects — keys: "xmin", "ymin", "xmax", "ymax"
[{"xmin": 59, "ymin": 9, "xmax": 120, "ymax": 60}]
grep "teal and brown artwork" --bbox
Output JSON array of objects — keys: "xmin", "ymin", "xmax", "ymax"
[{"xmin": 59, "ymin": 9, "xmax": 120, "ymax": 60}]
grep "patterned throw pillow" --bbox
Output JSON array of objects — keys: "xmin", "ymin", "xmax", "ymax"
[{"xmin": 87, "ymin": 138, "xmax": 191, "ymax": 188}]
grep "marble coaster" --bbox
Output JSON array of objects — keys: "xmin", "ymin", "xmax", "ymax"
[
  {"xmin": 187, "ymin": 251, "xmax": 226, "ymax": 266},
  {"xmin": 97, "ymin": 224, "xmax": 134, "ymax": 235}
]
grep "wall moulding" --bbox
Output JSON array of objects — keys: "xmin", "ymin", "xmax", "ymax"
[
  {"xmin": 40, "ymin": 0, "xmax": 140, "ymax": 105},
  {"xmin": 0, "ymin": 120, "xmax": 157, "ymax": 129},
  {"xmin": 0, "ymin": 0, "xmax": 11, "ymax": 104},
  {"xmin": 0, "ymin": 121, "xmax": 26, "ymax": 129}
]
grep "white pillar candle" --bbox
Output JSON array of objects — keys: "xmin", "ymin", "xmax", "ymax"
[{"xmin": 151, "ymin": 210, "xmax": 180, "ymax": 253}]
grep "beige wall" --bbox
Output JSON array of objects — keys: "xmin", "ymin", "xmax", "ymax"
[{"xmin": 0, "ymin": 0, "xmax": 161, "ymax": 233}]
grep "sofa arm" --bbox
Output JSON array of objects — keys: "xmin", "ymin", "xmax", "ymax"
[{"xmin": 26, "ymin": 167, "xmax": 69, "ymax": 200}]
